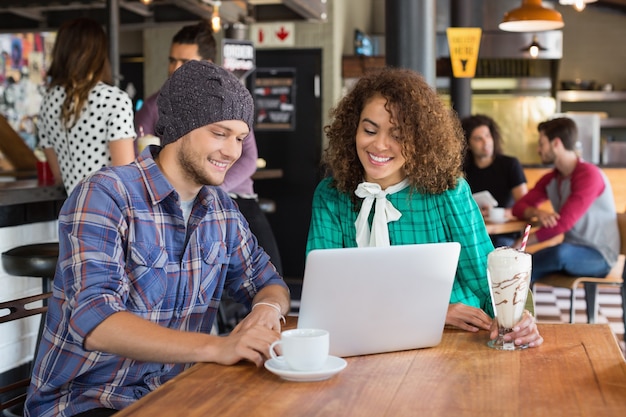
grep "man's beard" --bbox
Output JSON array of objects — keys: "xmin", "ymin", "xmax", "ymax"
[{"xmin": 177, "ymin": 139, "xmax": 226, "ymax": 187}]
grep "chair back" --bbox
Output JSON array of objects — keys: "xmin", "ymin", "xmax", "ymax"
[
  {"xmin": 618, "ymin": 212, "xmax": 626, "ymax": 256},
  {"xmin": 0, "ymin": 292, "xmax": 51, "ymax": 412}
]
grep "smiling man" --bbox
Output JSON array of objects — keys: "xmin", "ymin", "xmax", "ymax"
[
  {"xmin": 25, "ymin": 61, "xmax": 290, "ymax": 417},
  {"xmin": 512, "ymin": 117, "xmax": 619, "ymax": 283},
  {"xmin": 135, "ymin": 20, "xmax": 284, "ymax": 281}
]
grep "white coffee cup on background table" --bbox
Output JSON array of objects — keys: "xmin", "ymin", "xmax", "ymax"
[
  {"xmin": 489, "ymin": 206, "xmax": 506, "ymax": 223},
  {"xmin": 269, "ymin": 328, "xmax": 329, "ymax": 371}
]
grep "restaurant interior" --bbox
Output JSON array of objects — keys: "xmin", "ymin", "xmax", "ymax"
[{"xmin": 1, "ymin": 0, "xmax": 626, "ymax": 415}]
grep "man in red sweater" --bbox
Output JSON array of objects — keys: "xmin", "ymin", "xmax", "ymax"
[{"xmin": 512, "ymin": 117, "xmax": 619, "ymax": 283}]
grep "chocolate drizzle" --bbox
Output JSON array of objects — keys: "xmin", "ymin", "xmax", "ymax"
[{"xmin": 491, "ymin": 272, "xmax": 530, "ymax": 306}]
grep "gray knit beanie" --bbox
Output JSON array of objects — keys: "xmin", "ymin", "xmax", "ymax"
[{"xmin": 155, "ymin": 60, "xmax": 254, "ymax": 146}]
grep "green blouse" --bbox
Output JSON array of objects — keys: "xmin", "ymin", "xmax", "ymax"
[{"xmin": 306, "ymin": 177, "xmax": 495, "ymax": 316}]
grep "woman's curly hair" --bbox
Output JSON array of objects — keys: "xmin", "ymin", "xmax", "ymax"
[{"xmin": 323, "ymin": 67, "xmax": 465, "ymax": 207}]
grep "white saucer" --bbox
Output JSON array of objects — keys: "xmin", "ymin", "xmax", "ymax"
[
  {"xmin": 486, "ymin": 216, "xmax": 507, "ymax": 224},
  {"xmin": 264, "ymin": 355, "xmax": 347, "ymax": 382}
]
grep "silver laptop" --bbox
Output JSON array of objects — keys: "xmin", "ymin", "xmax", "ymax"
[{"xmin": 297, "ymin": 243, "xmax": 460, "ymax": 357}]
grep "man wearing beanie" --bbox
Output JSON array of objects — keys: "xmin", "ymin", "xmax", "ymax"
[
  {"xmin": 25, "ymin": 60, "xmax": 290, "ymax": 417},
  {"xmin": 134, "ymin": 20, "xmax": 283, "ymax": 281}
]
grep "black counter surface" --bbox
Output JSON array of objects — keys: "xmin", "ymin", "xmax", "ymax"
[{"xmin": 0, "ymin": 180, "xmax": 66, "ymax": 227}]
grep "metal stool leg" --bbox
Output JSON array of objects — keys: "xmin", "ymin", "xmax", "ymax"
[
  {"xmin": 569, "ymin": 288, "xmax": 576, "ymax": 323},
  {"xmin": 584, "ymin": 282, "xmax": 598, "ymax": 324},
  {"xmin": 33, "ymin": 278, "xmax": 53, "ymax": 363}
]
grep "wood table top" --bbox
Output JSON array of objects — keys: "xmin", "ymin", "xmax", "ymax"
[
  {"xmin": 113, "ymin": 322, "xmax": 626, "ymax": 417},
  {"xmin": 485, "ymin": 218, "xmax": 529, "ymax": 236}
]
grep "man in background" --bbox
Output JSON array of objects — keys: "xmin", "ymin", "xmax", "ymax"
[
  {"xmin": 134, "ymin": 21, "xmax": 217, "ymax": 133},
  {"xmin": 135, "ymin": 20, "xmax": 283, "ymax": 278},
  {"xmin": 512, "ymin": 117, "xmax": 619, "ymax": 282},
  {"xmin": 461, "ymin": 114, "xmax": 528, "ymax": 247}
]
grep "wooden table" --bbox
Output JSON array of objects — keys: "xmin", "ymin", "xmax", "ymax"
[
  {"xmin": 485, "ymin": 218, "xmax": 528, "ymax": 236},
  {"xmin": 113, "ymin": 322, "xmax": 626, "ymax": 417}
]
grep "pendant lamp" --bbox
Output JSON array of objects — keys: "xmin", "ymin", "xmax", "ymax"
[
  {"xmin": 499, "ymin": 0, "xmax": 564, "ymax": 32},
  {"xmin": 201, "ymin": 0, "xmax": 222, "ymax": 33},
  {"xmin": 520, "ymin": 35, "xmax": 547, "ymax": 58},
  {"xmin": 559, "ymin": 0, "xmax": 598, "ymax": 12},
  {"xmin": 211, "ymin": 1, "xmax": 222, "ymax": 33}
]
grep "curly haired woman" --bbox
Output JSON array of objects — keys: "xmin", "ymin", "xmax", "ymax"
[{"xmin": 306, "ymin": 67, "xmax": 542, "ymax": 348}]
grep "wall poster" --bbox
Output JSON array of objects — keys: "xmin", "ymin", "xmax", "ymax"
[
  {"xmin": 253, "ymin": 68, "xmax": 295, "ymax": 131},
  {"xmin": 0, "ymin": 31, "xmax": 55, "ymax": 150}
]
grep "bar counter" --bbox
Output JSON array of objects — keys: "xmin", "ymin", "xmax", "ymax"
[
  {"xmin": 0, "ymin": 168, "xmax": 281, "ymax": 227},
  {"xmin": 0, "ymin": 179, "xmax": 66, "ymax": 206},
  {"xmin": 0, "ymin": 179, "xmax": 66, "ymax": 227}
]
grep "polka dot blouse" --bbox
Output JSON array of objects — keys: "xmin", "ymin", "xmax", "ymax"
[{"xmin": 37, "ymin": 82, "xmax": 136, "ymax": 195}]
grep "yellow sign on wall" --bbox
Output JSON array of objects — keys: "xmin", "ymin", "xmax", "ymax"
[{"xmin": 446, "ymin": 27, "xmax": 482, "ymax": 78}]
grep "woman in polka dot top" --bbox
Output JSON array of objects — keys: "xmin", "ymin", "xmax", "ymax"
[{"xmin": 38, "ymin": 17, "xmax": 136, "ymax": 195}]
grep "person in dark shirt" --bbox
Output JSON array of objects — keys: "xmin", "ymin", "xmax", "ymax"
[{"xmin": 462, "ymin": 114, "xmax": 528, "ymax": 247}]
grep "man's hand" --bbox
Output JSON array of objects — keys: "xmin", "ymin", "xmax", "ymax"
[
  {"xmin": 85, "ymin": 311, "xmax": 280, "ymax": 367},
  {"xmin": 479, "ymin": 205, "xmax": 490, "ymax": 218},
  {"xmin": 214, "ymin": 285, "xmax": 290, "ymax": 366},
  {"xmin": 234, "ymin": 284, "xmax": 290, "ymax": 333},
  {"xmin": 233, "ymin": 302, "xmax": 284, "ymax": 333},
  {"xmin": 212, "ymin": 324, "xmax": 281, "ymax": 367},
  {"xmin": 534, "ymin": 209, "xmax": 560, "ymax": 228}
]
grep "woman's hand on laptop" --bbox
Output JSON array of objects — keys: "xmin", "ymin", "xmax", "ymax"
[
  {"xmin": 445, "ymin": 303, "xmax": 492, "ymax": 332},
  {"xmin": 491, "ymin": 310, "xmax": 544, "ymax": 348}
]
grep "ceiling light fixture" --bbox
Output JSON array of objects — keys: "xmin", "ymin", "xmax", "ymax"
[
  {"xmin": 210, "ymin": 0, "xmax": 222, "ymax": 33},
  {"xmin": 201, "ymin": 0, "xmax": 222, "ymax": 32},
  {"xmin": 520, "ymin": 35, "xmax": 547, "ymax": 58},
  {"xmin": 499, "ymin": 0, "xmax": 564, "ymax": 32},
  {"xmin": 140, "ymin": 0, "xmax": 152, "ymax": 5},
  {"xmin": 559, "ymin": 0, "xmax": 598, "ymax": 12}
]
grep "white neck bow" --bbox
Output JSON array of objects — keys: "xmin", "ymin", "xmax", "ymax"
[{"xmin": 354, "ymin": 179, "xmax": 410, "ymax": 247}]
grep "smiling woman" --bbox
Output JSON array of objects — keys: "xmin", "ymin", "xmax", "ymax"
[
  {"xmin": 305, "ymin": 66, "xmax": 543, "ymax": 348},
  {"xmin": 355, "ymin": 95, "xmax": 407, "ymax": 190}
]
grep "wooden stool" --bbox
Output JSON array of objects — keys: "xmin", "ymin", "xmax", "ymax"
[{"xmin": 532, "ymin": 212, "xmax": 626, "ymax": 330}]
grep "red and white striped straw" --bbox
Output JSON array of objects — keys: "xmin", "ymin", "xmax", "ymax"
[{"xmin": 520, "ymin": 224, "xmax": 532, "ymax": 251}]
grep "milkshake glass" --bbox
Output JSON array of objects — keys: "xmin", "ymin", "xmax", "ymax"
[{"xmin": 487, "ymin": 247, "xmax": 532, "ymax": 350}]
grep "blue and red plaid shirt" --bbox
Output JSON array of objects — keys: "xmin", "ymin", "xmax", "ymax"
[{"xmin": 25, "ymin": 147, "xmax": 287, "ymax": 417}]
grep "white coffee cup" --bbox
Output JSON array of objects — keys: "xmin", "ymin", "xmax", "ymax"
[
  {"xmin": 269, "ymin": 328, "xmax": 329, "ymax": 371},
  {"xmin": 137, "ymin": 134, "xmax": 160, "ymax": 153},
  {"xmin": 489, "ymin": 206, "xmax": 506, "ymax": 223}
]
